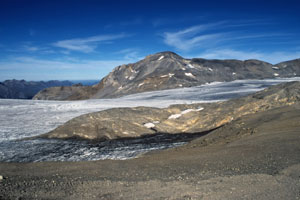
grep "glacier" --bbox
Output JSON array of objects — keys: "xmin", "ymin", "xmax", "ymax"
[{"xmin": 0, "ymin": 78, "xmax": 299, "ymax": 162}]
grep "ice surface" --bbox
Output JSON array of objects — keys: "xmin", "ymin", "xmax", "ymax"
[{"xmin": 1, "ymin": 77, "xmax": 300, "ymax": 162}]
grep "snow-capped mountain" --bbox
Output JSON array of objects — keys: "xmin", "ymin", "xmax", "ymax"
[{"xmin": 33, "ymin": 51, "xmax": 300, "ymax": 100}]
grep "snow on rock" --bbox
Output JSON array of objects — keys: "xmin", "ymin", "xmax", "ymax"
[
  {"xmin": 168, "ymin": 113, "xmax": 182, "ymax": 119},
  {"xmin": 232, "ymin": 72, "xmax": 236, "ymax": 75},
  {"xmin": 188, "ymin": 64, "xmax": 195, "ymax": 68},
  {"xmin": 158, "ymin": 56, "xmax": 164, "ymax": 61},
  {"xmin": 208, "ymin": 68, "xmax": 213, "ymax": 72},
  {"xmin": 181, "ymin": 109, "xmax": 196, "ymax": 115},
  {"xmin": 185, "ymin": 73, "xmax": 195, "ymax": 78},
  {"xmin": 161, "ymin": 73, "xmax": 174, "ymax": 78},
  {"xmin": 274, "ymin": 73, "xmax": 279, "ymax": 77},
  {"xmin": 272, "ymin": 66, "xmax": 279, "ymax": 70},
  {"xmin": 294, "ymin": 72, "xmax": 297, "ymax": 76},
  {"xmin": 144, "ymin": 123, "xmax": 155, "ymax": 128},
  {"xmin": 138, "ymin": 83, "xmax": 144, "ymax": 87},
  {"xmin": 129, "ymin": 76, "xmax": 135, "ymax": 80},
  {"xmin": 168, "ymin": 107, "xmax": 204, "ymax": 119}
]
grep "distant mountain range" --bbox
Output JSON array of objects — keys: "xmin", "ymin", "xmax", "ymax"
[
  {"xmin": 31, "ymin": 51, "xmax": 299, "ymax": 100},
  {"xmin": 0, "ymin": 80, "xmax": 73, "ymax": 99}
]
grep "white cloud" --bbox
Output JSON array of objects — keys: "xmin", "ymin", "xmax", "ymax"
[
  {"xmin": 197, "ymin": 49, "xmax": 300, "ymax": 64},
  {"xmin": 53, "ymin": 34, "xmax": 127, "ymax": 53},
  {"xmin": 163, "ymin": 23, "xmax": 225, "ymax": 51}
]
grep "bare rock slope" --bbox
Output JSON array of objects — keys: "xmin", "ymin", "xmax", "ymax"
[
  {"xmin": 33, "ymin": 52, "xmax": 300, "ymax": 100},
  {"xmin": 41, "ymin": 81, "xmax": 300, "ymax": 141}
]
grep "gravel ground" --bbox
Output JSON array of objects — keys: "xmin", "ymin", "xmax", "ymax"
[{"xmin": 0, "ymin": 105, "xmax": 300, "ymax": 200}]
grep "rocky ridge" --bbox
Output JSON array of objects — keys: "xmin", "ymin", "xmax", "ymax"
[
  {"xmin": 33, "ymin": 52, "xmax": 300, "ymax": 100},
  {"xmin": 41, "ymin": 81, "xmax": 300, "ymax": 141},
  {"xmin": 0, "ymin": 79, "xmax": 73, "ymax": 99}
]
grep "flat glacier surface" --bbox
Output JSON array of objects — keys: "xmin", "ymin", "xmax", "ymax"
[{"xmin": 0, "ymin": 78, "xmax": 299, "ymax": 162}]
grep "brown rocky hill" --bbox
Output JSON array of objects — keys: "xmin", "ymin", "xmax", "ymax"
[
  {"xmin": 40, "ymin": 81, "xmax": 300, "ymax": 141},
  {"xmin": 33, "ymin": 52, "xmax": 300, "ymax": 100}
]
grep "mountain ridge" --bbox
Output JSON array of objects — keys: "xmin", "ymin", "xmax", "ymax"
[
  {"xmin": 0, "ymin": 79, "xmax": 73, "ymax": 99},
  {"xmin": 33, "ymin": 51, "xmax": 300, "ymax": 100}
]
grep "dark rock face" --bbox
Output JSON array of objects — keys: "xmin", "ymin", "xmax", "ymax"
[
  {"xmin": 33, "ymin": 52, "xmax": 300, "ymax": 100},
  {"xmin": 0, "ymin": 80, "xmax": 73, "ymax": 99},
  {"xmin": 41, "ymin": 81, "xmax": 300, "ymax": 141}
]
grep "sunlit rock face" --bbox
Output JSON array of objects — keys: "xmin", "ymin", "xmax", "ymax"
[
  {"xmin": 42, "ymin": 81, "xmax": 300, "ymax": 141},
  {"xmin": 33, "ymin": 52, "xmax": 300, "ymax": 100}
]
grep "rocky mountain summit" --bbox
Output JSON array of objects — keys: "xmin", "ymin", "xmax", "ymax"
[
  {"xmin": 0, "ymin": 79, "xmax": 73, "ymax": 99},
  {"xmin": 41, "ymin": 81, "xmax": 300, "ymax": 141},
  {"xmin": 33, "ymin": 51, "xmax": 300, "ymax": 100}
]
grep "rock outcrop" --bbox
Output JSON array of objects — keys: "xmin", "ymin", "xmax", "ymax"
[
  {"xmin": 0, "ymin": 80, "xmax": 73, "ymax": 99},
  {"xmin": 41, "ymin": 81, "xmax": 300, "ymax": 141},
  {"xmin": 33, "ymin": 52, "xmax": 300, "ymax": 100}
]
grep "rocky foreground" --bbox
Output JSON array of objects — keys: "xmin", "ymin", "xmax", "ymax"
[
  {"xmin": 0, "ymin": 81, "xmax": 300, "ymax": 199},
  {"xmin": 33, "ymin": 51, "xmax": 300, "ymax": 100}
]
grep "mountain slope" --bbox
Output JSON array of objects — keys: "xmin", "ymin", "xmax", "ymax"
[
  {"xmin": 0, "ymin": 80, "xmax": 73, "ymax": 99},
  {"xmin": 33, "ymin": 51, "xmax": 300, "ymax": 100}
]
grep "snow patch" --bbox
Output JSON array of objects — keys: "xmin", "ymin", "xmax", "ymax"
[
  {"xmin": 168, "ymin": 107, "xmax": 204, "ymax": 119},
  {"xmin": 160, "ymin": 73, "xmax": 174, "ymax": 78},
  {"xmin": 144, "ymin": 123, "xmax": 155, "ymax": 128},
  {"xmin": 274, "ymin": 73, "xmax": 279, "ymax": 77},
  {"xmin": 272, "ymin": 66, "xmax": 279, "ymax": 70},
  {"xmin": 185, "ymin": 73, "xmax": 195, "ymax": 78},
  {"xmin": 138, "ymin": 83, "xmax": 144, "ymax": 87},
  {"xmin": 188, "ymin": 64, "xmax": 195, "ymax": 69},
  {"xmin": 208, "ymin": 68, "xmax": 213, "ymax": 72},
  {"xmin": 182, "ymin": 68, "xmax": 186, "ymax": 71},
  {"xmin": 168, "ymin": 113, "xmax": 182, "ymax": 119},
  {"xmin": 232, "ymin": 72, "xmax": 236, "ymax": 75},
  {"xmin": 158, "ymin": 56, "xmax": 164, "ymax": 61},
  {"xmin": 129, "ymin": 76, "xmax": 135, "ymax": 80}
]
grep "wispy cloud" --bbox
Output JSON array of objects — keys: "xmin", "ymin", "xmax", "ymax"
[
  {"xmin": 197, "ymin": 49, "xmax": 300, "ymax": 64},
  {"xmin": 162, "ymin": 21, "xmax": 293, "ymax": 52},
  {"xmin": 163, "ymin": 23, "xmax": 226, "ymax": 51},
  {"xmin": 0, "ymin": 56, "xmax": 139, "ymax": 80},
  {"xmin": 114, "ymin": 48, "xmax": 143, "ymax": 60},
  {"xmin": 53, "ymin": 34, "xmax": 128, "ymax": 53}
]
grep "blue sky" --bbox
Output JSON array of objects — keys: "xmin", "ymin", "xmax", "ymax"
[{"xmin": 1, "ymin": 0, "xmax": 300, "ymax": 81}]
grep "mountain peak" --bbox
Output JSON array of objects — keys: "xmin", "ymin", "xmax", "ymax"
[{"xmin": 144, "ymin": 51, "xmax": 183, "ymax": 61}]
